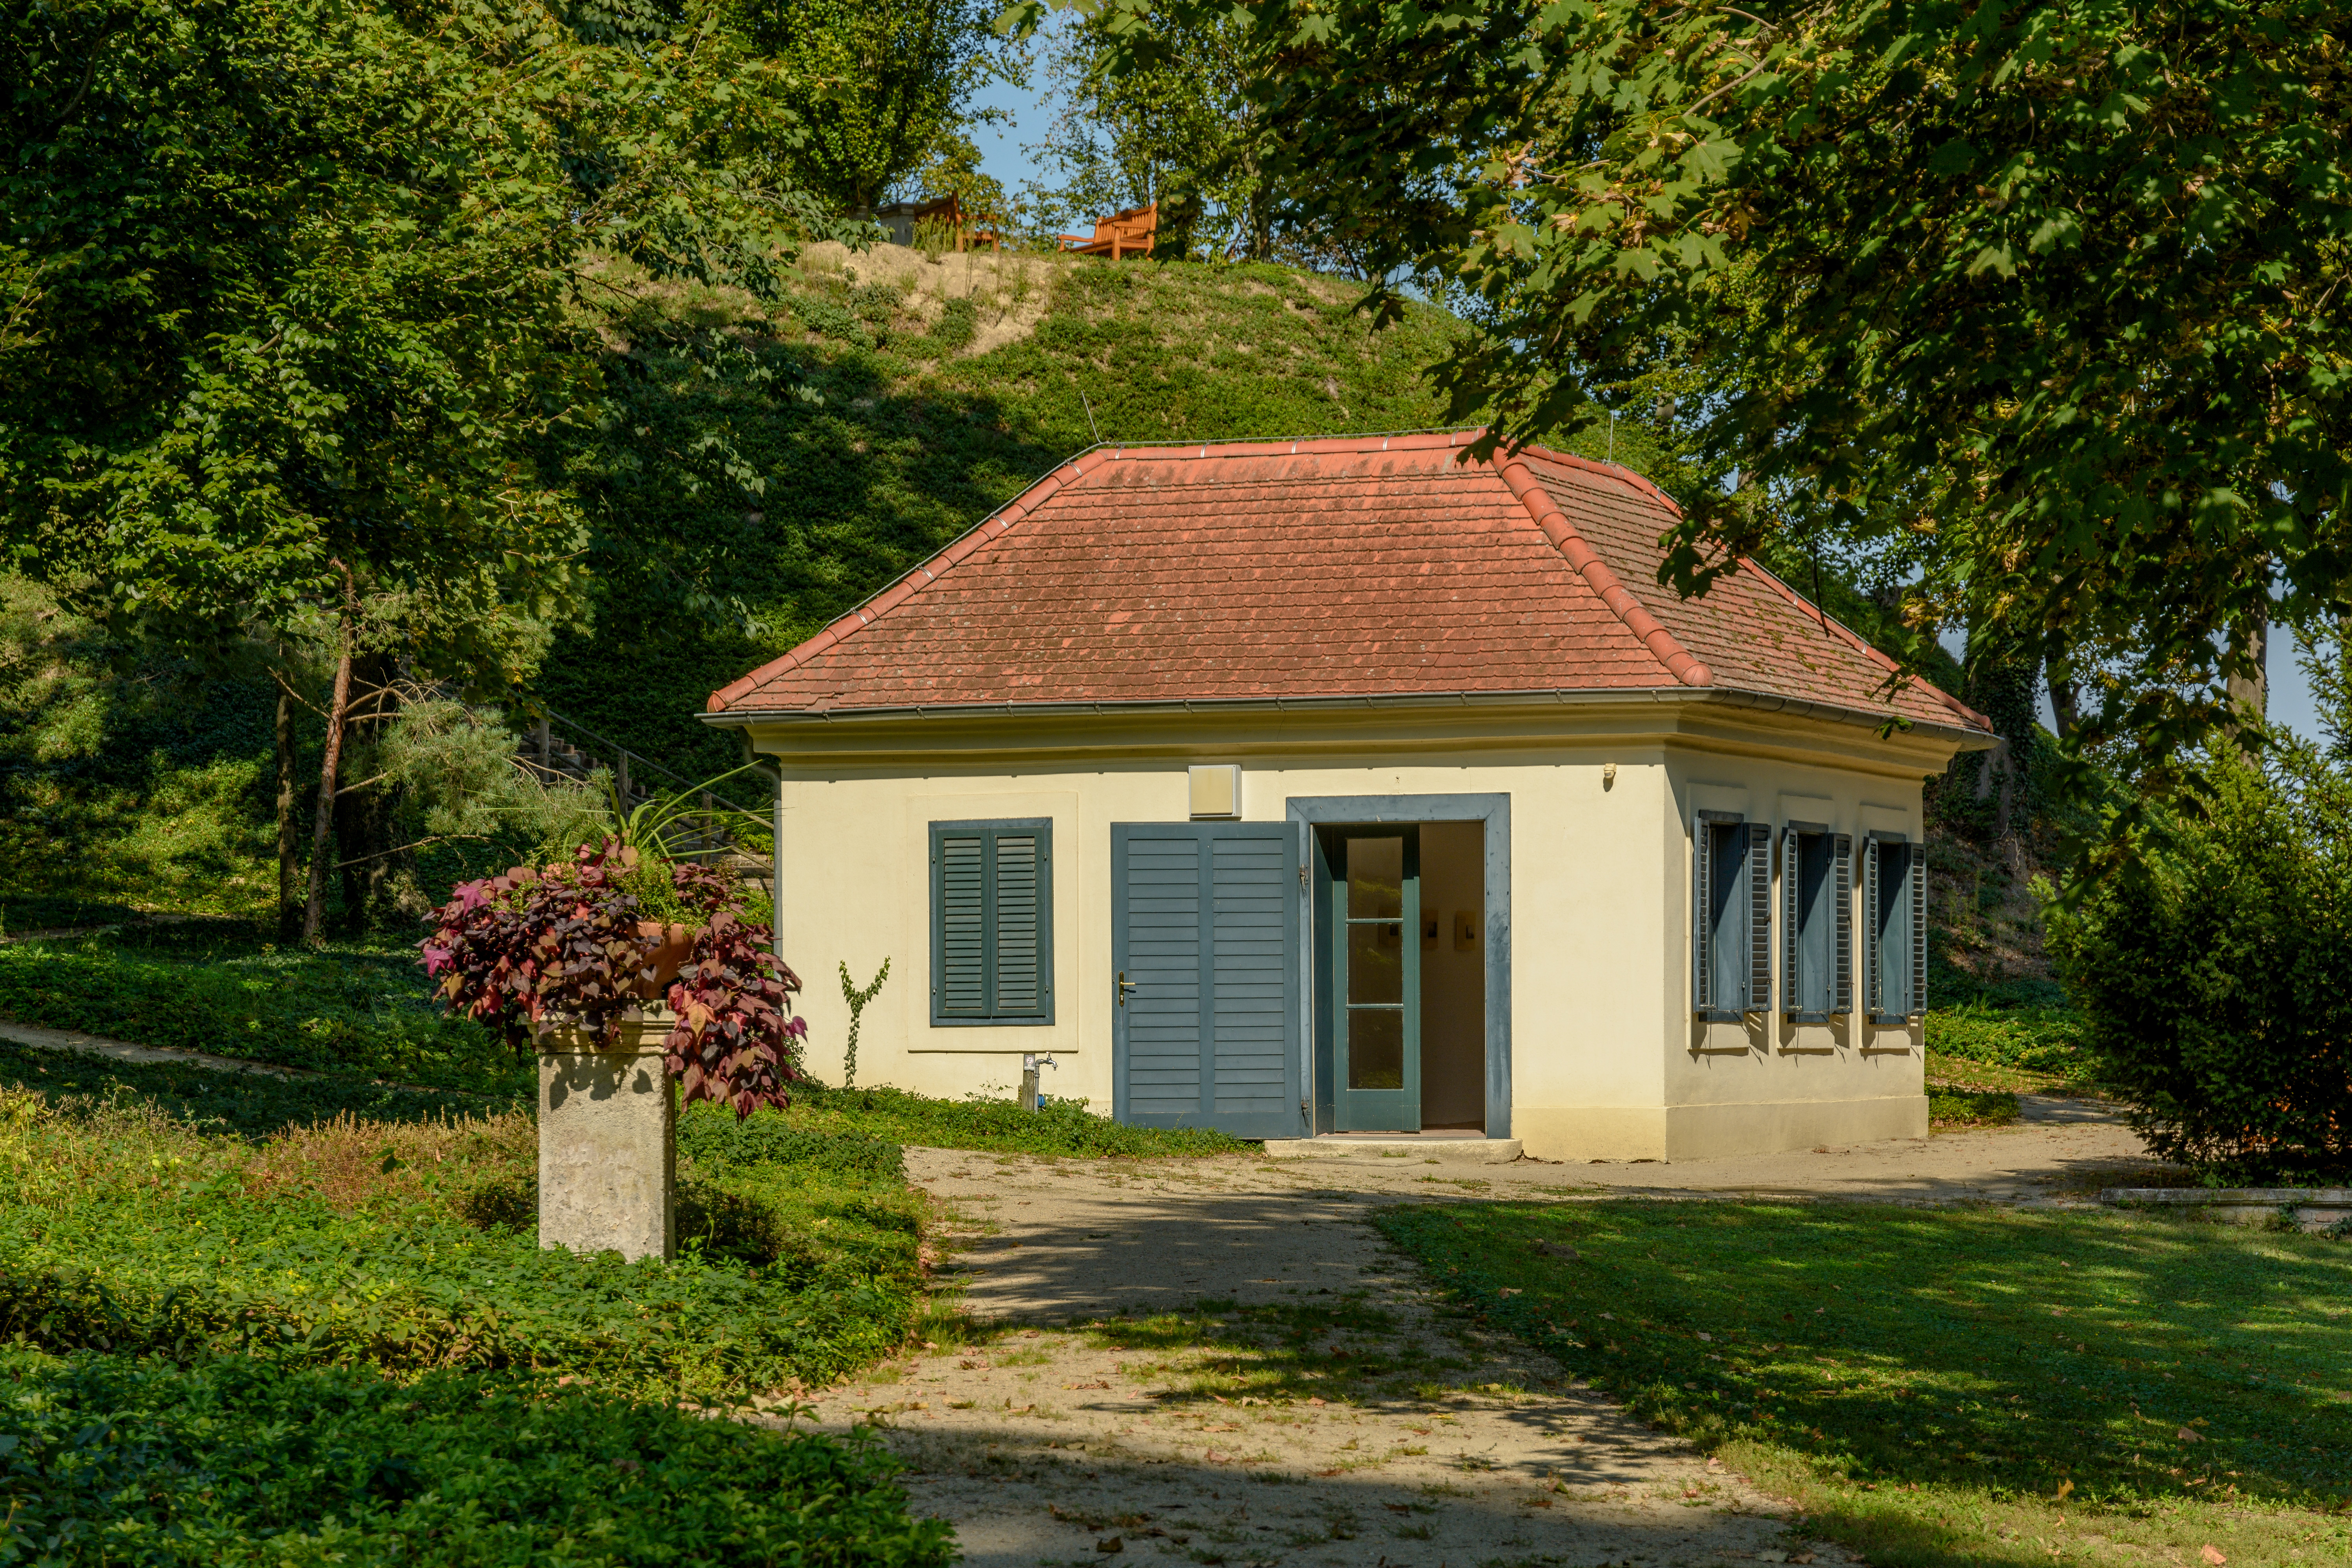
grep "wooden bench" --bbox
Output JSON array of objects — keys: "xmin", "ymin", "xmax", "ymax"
[{"xmin": 1059, "ymin": 203, "xmax": 1158, "ymax": 260}]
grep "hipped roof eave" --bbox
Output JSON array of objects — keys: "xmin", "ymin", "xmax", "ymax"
[{"xmin": 699, "ymin": 684, "xmax": 1996, "ymax": 749}]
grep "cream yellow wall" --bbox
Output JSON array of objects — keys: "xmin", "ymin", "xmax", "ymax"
[
  {"xmin": 743, "ymin": 697, "xmax": 1967, "ymax": 1160},
  {"xmin": 1657, "ymin": 750, "xmax": 1929, "ymax": 1159}
]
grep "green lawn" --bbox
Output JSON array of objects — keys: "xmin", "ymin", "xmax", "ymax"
[
  {"xmin": 1377, "ymin": 1200, "xmax": 2352, "ymax": 1568},
  {"xmin": 0, "ymin": 921, "xmax": 523, "ymax": 1092}
]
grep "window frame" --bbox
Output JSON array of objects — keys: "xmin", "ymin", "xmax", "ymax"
[{"xmin": 928, "ymin": 817, "xmax": 1056, "ymax": 1027}]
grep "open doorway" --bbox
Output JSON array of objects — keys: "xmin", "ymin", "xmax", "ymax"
[
  {"xmin": 1418, "ymin": 820, "xmax": 1486, "ymax": 1132},
  {"xmin": 1314, "ymin": 820, "xmax": 1486, "ymax": 1134}
]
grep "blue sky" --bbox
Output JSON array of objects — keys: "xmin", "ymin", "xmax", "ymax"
[{"xmin": 958, "ymin": 69, "xmax": 2329, "ymax": 745}]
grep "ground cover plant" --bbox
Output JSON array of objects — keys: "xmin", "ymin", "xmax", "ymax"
[
  {"xmin": 781, "ymin": 1082, "xmax": 1249, "ymax": 1158},
  {"xmin": 0, "ymin": 1053, "xmax": 925, "ymax": 1403},
  {"xmin": 1924, "ymin": 1085, "xmax": 2022, "ymax": 1131},
  {"xmin": 1378, "ymin": 1200, "xmax": 2352, "ymax": 1568},
  {"xmin": 0, "ymin": 920, "xmax": 523, "ymax": 1093},
  {"xmin": 0, "ymin": 1348, "xmax": 954, "ymax": 1567}
]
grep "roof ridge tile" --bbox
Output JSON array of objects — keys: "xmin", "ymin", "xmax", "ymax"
[{"xmin": 1494, "ymin": 453, "xmax": 1713, "ymax": 688}]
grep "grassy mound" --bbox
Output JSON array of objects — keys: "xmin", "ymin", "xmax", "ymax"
[{"xmin": 0, "ymin": 1350, "xmax": 953, "ymax": 1566}]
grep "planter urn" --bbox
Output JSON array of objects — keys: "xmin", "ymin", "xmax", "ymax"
[{"xmin": 535, "ymin": 1006, "xmax": 677, "ymax": 1263}]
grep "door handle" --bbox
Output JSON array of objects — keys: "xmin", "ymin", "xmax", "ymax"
[{"xmin": 1116, "ymin": 970, "xmax": 1139, "ymax": 1007}]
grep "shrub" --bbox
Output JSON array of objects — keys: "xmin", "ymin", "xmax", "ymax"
[
  {"xmin": 0, "ymin": 1350, "xmax": 955, "ymax": 1567},
  {"xmin": 2045, "ymin": 740, "xmax": 2352, "ymax": 1178}
]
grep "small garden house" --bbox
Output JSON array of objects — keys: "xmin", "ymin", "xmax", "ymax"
[{"xmin": 705, "ymin": 432, "xmax": 1993, "ymax": 1160}]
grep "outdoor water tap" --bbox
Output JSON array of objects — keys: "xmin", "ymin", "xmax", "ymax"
[{"xmin": 1020, "ymin": 1052, "xmax": 1058, "ymax": 1112}]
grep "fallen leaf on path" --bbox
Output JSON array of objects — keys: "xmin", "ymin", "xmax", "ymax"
[
  {"xmin": 2201, "ymin": 1547, "xmax": 2227, "ymax": 1565},
  {"xmin": 1065, "ymin": 1380, "xmax": 1109, "ymax": 1389},
  {"xmin": 1307, "ymin": 1397, "xmax": 1327, "ymax": 1406},
  {"xmin": 2178, "ymin": 1427, "xmax": 2203, "ymax": 1442},
  {"xmin": 1096, "ymin": 1536, "xmax": 1123, "ymax": 1553}
]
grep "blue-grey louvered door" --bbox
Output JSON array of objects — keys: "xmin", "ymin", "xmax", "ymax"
[{"xmin": 1111, "ymin": 822, "xmax": 1306, "ymax": 1138}]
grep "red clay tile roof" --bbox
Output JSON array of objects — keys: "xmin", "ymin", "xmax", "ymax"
[{"xmin": 708, "ymin": 430, "xmax": 1988, "ymax": 734}]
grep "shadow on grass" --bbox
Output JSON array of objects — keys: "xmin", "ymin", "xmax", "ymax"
[{"xmin": 1373, "ymin": 1200, "xmax": 2352, "ymax": 1513}]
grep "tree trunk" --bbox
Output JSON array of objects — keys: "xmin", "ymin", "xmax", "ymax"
[
  {"xmin": 2047, "ymin": 667, "xmax": 2080, "ymax": 744},
  {"xmin": 2225, "ymin": 599, "xmax": 2269, "ymax": 726},
  {"xmin": 335, "ymin": 653, "xmax": 398, "ymax": 933},
  {"xmin": 275, "ymin": 681, "xmax": 301, "ymax": 943},
  {"xmin": 301, "ymin": 566, "xmax": 357, "ymax": 944}
]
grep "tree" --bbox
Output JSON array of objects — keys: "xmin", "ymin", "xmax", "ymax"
[
  {"xmin": 1072, "ymin": 0, "xmax": 2352, "ymax": 833},
  {"xmin": 1022, "ymin": 4, "xmax": 1396, "ymax": 272},
  {"xmin": 748, "ymin": 0, "xmax": 1022, "ymax": 214},
  {"xmin": 2, "ymin": 0, "xmax": 835, "ymax": 937}
]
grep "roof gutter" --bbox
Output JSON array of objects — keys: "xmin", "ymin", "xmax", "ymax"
[{"xmin": 697, "ymin": 684, "xmax": 1994, "ymax": 749}]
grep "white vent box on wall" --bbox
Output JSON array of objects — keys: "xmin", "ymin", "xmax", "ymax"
[{"xmin": 1187, "ymin": 764, "xmax": 1241, "ymax": 819}]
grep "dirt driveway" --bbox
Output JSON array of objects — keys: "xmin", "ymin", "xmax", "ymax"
[{"xmin": 784, "ymin": 1101, "xmax": 2160, "ymax": 1568}]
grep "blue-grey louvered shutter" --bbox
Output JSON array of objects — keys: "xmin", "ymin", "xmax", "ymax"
[
  {"xmin": 1909, "ymin": 841, "xmax": 1928, "ymax": 1020},
  {"xmin": 1111, "ymin": 822, "xmax": 1302, "ymax": 1138},
  {"xmin": 1691, "ymin": 813, "xmax": 1713, "ymax": 1013},
  {"xmin": 992, "ymin": 829, "xmax": 1046, "ymax": 1016},
  {"xmin": 1782, "ymin": 827, "xmax": 1800, "ymax": 1019},
  {"xmin": 1831, "ymin": 833, "xmax": 1853, "ymax": 1014},
  {"xmin": 1862, "ymin": 836, "xmax": 1881, "ymax": 1017},
  {"xmin": 936, "ymin": 830, "xmax": 985, "ymax": 1017},
  {"xmin": 1746, "ymin": 822, "xmax": 1771, "ymax": 1012},
  {"xmin": 931, "ymin": 820, "xmax": 1053, "ymax": 1023}
]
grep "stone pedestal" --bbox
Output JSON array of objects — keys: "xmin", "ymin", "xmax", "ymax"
[{"xmin": 537, "ymin": 1010, "xmax": 675, "ymax": 1263}]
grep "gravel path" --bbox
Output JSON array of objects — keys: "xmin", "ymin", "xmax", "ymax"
[{"xmin": 779, "ymin": 1111, "xmax": 2161, "ymax": 1568}]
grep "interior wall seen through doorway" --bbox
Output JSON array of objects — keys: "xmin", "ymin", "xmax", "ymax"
[{"xmin": 1418, "ymin": 820, "xmax": 1486, "ymax": 1129}]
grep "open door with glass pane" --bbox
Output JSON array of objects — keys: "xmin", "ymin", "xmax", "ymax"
[{"xmin": 1318, "ymin": 827, "xmax": 1421, "ymax": 1131}]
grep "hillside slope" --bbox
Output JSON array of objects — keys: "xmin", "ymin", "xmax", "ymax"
[{"xmin": 538, "ymin": 248, "xmax": 1493, "ymax": 782}]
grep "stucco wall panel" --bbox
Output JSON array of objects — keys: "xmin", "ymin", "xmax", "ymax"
[{"xmin": 758, "ymin": 706, "xmax": 1950, "ymax": 1160}]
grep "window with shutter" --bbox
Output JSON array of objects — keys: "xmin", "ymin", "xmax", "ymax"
[
  {"xmin": 1782, "ymin": 823, "xmax": 1836, "ymax": 1022},
  {"xmin": 929, "ymin": 818, "xmax": 1054, "ymax": 1025},
  {"xmin": 1867, "ymin": 833, "xmax": 1919, "ymax": 1024},
  {"xmin": 1832, "ymin": 833, "xmax": 1853, "ymax": 1014},
  {"xmin": 1692, "ymin": 811, "xmax": 1759, "ymax": 1018},
  {"xmin": 1746, "ymin": 822, "xmax": 1771, "ymax": 1012}
]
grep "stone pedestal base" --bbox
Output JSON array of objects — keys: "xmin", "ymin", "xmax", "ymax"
[{"xmin": 537, "ymin": 1011, "xmax": 675, "ymax": 1263}]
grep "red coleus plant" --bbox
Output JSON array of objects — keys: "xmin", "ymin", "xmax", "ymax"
[{"xmin": 421, "ymin": 840, "xmax": 807, "ymax": 1117}]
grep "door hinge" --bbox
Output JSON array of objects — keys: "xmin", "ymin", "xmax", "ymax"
[{"xmin": 1299, "ymin": 860, "xmax": 1308, "ymax": 889}]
